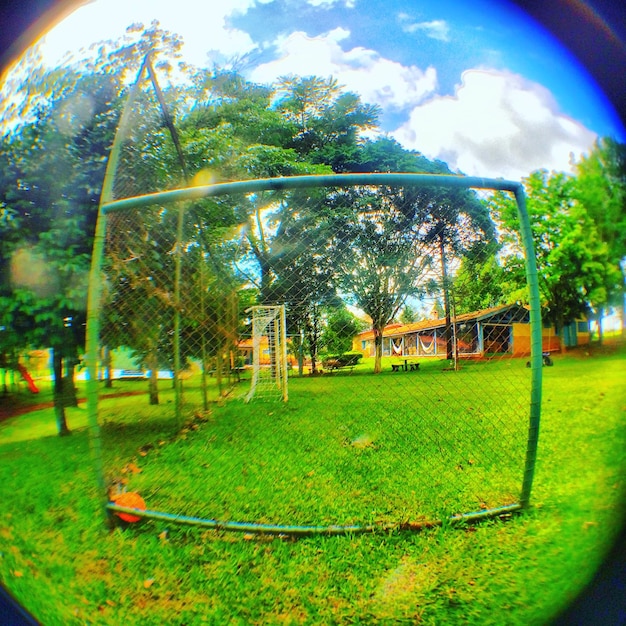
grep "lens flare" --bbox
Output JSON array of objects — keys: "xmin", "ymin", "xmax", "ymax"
[{"xmin": 10, "ymin": 247, "xmax": 59, "ymax": 297}]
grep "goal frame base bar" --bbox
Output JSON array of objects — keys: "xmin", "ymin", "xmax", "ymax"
[{"xmin": 107, "ymin": 502, "xmax": 523, "ymax": 536}]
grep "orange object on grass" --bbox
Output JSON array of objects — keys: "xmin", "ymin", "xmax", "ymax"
[{"xmin": 112, "ymin": 491, "xmax": 146, "ymax": 523}]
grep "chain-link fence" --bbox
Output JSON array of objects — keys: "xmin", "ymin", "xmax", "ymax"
[{"xmin": 85, "ymin": 56, "xmax": 542, "ymax": 534}]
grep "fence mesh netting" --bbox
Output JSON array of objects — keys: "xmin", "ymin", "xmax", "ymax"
[{"xmin": 87, "ymin": 57, "xmax": 541, "ymax": 531}]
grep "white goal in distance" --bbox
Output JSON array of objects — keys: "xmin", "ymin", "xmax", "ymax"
[{"xmin": 245, "ymin": 305, "xmax": 288, "ymax": 402}]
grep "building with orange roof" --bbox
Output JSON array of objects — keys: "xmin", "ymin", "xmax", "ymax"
[{"xmin": 353, "ymin": 303, "xmax": 588, "ymax": 359}]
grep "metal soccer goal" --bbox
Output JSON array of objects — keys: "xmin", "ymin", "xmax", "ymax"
[
  {"xmin": 245, "ymin": 305, "xmax": 288, "ymax": 403},
  {"xmin": 83, "ymin": 55, "xmax": 543, "ymax": 535}
]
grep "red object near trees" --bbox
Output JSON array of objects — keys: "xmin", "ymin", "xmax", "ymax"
[{"xmin": 16, "ymin": 365, "xmax": 39, "ymax": 394}]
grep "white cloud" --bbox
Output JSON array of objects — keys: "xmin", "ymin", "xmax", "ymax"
[
  {"xmin": 399, "ymin": 17, "xmax": 450, "ymax": 42},
  {"xmin": 249, "ymin": 28, "xmax": 437, "ymax": 110},
  {"xmin": 306, "ymin": 0, "xmax": 356, "ymax": 7},
  {"xmin": 391, "ymin": 69, "xmax": 597, "ymax": 180}
]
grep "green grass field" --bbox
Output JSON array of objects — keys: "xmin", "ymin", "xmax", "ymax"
[{"xmin": 0, "ymin": 345, "xmax": 624, "ymax": 624}]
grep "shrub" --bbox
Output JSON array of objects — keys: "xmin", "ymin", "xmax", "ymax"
[{"xmin": 322, "ymin": 352, "xmax": 363, "ymax": 369}]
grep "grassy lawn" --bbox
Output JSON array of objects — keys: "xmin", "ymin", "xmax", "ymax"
[{"xmin": 0, "ymin": 345, "xmax": 624, "ymax": 624}]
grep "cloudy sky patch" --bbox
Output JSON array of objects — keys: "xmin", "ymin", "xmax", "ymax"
[
  {"xmin": 38, "ymin": 0, "xmax": 258, "ymax": 68},
  {"xmin": 11, "ymin": 0, "xmax": 624, "ymax": 180},
  {"xmin": 250, "ymin": 28, "xmax": 438, "ymax": 110},
  {"xmin": 306, "ymin": 0, "xmax": 357, "ymax": 8},
  {"xmin": 398, "ymin": 15, "xmax": 451, "ymax": 42},
  {"xmin": 392, "ymin": 69, "xmax": 597, "ymax": 179}
]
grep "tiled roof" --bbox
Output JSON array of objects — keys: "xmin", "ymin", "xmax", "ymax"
[{"xmin": 356, "ymin": 303, "xmax": 525, "ymax": 340}]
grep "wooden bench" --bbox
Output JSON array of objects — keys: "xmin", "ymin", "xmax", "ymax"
[{"xmin": 392, "ymin": 361, "xmax": 420, "ymax": 372}]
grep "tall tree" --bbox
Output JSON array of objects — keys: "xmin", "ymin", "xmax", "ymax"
[
  {"xmin": 453, "ymin": 245, "xmax": 508, "ymax": 314},
  {"xmin": 417, "ymin": 185, "xmax": 495, "ymax": 359},
  {"xmin": 275, "ymin": 75, "xmax": 380, "ymax": 170},
  {"xmin": 0, "ymin": 23, "xmax": 185, "ymax": 429},
  {"xmin": 263, "ymin": 194, "xmax": 339, "ymax": 373},
  {"xmin": 573, "ymin": 137, "xmax": 626, "ymax": 341},
  {"xmin": 490, "ymin": 169, "xmax": 615, "ymax": 338},
  {"xmin": 327, "ymin": 185, "xmax": 432, "ymax": 373},
  {"xmin": 0, "ymin": 65, "xmax": 122, "ymax": 433}
]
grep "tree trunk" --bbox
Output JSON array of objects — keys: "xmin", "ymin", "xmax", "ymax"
[
  {"xmin": 103, "ymin": 345, "xmax": 113, "ymax": 388},
  {"xmin": 147, "ymin": 349, "xmax": 159, "ymax": 405},
  {"xmin": 0, "ymin": 353, "xmax": 7, "ymax": 395},
  {"xmin": 596, "ymin": 306, "xmax": 604, "ymax": 346},
  {"xmin": 1, "ymin": 354, "xmax": 7, "ymax": 395},
  {"xmin": 305, "ymin": 314, "xmax": 319, "ymax": 374},
  {"xmin": 373, "ymin": 327, "xmax": 383, "ymax": 374},
  {"xmin": 62, "ymin": 357, "xmax": 78, "ymax": 407},
  {"xmin": 306, "ymin": 334, "xmax": 317, "ymax": 374},
  {"xmin": 52, "ymin": 348, "xmax": 71, "ymax": 436},
  {"xmin": 215, "ymin": 348, "xmax": 224, "ymax": 397},
  {"xmin": 297, "ymin": 329, "xmax": 304, "ymax": 377},
  {"xmin": 439, "ymin": 235, "xmax": 453, "ymax": 360},
  {"xmin": 201, "ymin": 347, "xmax": 209, "ymax": 412}
]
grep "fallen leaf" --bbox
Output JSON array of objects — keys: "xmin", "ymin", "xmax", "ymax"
[
  {"xmin": 106, "ymin": 599, "xmax": 116, "ymax": 607},
  {"xmin": 126, "ymin": 462, "xmax": 142, "ymax": 474},
  {"xmin": 158, "ymin": 531, "xmax": 168, "ymax": 543},
  {"xmin": 13, "ymin": 570, "xmax": 23, "ymax": 578},
  {"xmin": 143, "ymin": 578, "xmax": 155, "ymax": 588},
  {"xmin": 0, "ymin": 528, "xmax": 12, "ymax": 539}
]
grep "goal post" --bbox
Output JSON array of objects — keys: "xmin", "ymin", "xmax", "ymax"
[
  {"xmin": 245, "ymin": 305, "xmax": 288, "ymax": 403},
  {"xmin": 82, "ymin": 54, "xmax": 545, "ymax": 535}
]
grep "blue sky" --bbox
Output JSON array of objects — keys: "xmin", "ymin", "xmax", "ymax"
[{"xmin": 15, "ymin": 0, "xmax": 626, "ymax": 180}]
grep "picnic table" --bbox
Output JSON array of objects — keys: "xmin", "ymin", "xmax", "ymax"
[
  {"xmin": 231, "ymin": 366, "xmax": 247, "ymax": 382},
  {"xmin": 391, "ymin": 359, "xmax": 420, "ymax": 372}
]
